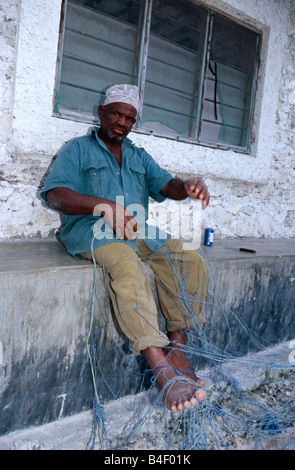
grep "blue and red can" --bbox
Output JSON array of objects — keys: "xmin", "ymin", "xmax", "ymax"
[{"xmin": 204, "ymin": 228, "xmax": 214, "ymax": 246}]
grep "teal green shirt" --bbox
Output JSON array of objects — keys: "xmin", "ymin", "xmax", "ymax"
[{"xmin": 41, "ymin": 128, "xmax": 174, "ymax": 256}]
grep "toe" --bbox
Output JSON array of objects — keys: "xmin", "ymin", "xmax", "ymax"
[
  {"xmin": 196, "ymin": 389, "xmax": 206, "ymax": 401},
  {"xmin": 170, "ymin": 402, "xmax": 178, "ymax": 412}
]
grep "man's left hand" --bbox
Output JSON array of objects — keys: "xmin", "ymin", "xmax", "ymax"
[{"xmin": 184, "ymin": 178, "xmax": 210, "ymax": 208}]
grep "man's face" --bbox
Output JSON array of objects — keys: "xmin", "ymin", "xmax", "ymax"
[{"xmin": 98, "ymin": 102, "xmax": 137, "ymax": 144}]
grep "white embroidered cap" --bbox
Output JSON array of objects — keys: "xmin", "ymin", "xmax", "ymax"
[{"xmin": 103, "ymin": 84, "xmax": 140, "ymax": 112}]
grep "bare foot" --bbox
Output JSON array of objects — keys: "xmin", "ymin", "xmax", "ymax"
[
  {"xmin": 143, "ymin": 346, "xmax": 205, "ymax": 412},
  {"xmin": 164, "ymin": 330, "xmax": 204, "ymax": 387}
]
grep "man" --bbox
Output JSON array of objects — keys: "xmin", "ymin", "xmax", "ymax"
[{"xmin": 42, "ymin": 84, "xmax": 210, "ymax": 412}]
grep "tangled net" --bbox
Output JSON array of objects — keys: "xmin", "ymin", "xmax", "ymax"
[{"xmin": 85, "ymin": 238, "xmax": 295, "ymax": 451}]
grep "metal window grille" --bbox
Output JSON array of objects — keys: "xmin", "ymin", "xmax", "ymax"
[{"xmin": 54, "ymin": 0, "xmax": 260, "ymax": 151}]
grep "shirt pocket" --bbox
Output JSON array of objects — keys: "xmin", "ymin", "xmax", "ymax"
[
  {"xmin": 129, "ymin": 162, "xmax": 146, "ymax": 202},
  {"xmin": 87, "ymin": 162, "xmax": 107, "ymax": 197}
]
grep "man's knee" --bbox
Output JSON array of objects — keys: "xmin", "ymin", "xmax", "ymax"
[
  {"xmin": 109, "ymin": 252, "xmax": 145, "ymax": 279},
  {"xmin": 162, "ymin": 239, "xmax": 208, "ymax": 276},
  {"xmin": 187, "ymin": 249, "xmax": 207, "ymax": 270}
]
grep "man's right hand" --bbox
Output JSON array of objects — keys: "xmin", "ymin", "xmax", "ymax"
[
  {"xmin": 93, "ymin": 200, "xmax": 138, "ymax": 241},
  {"xmin": 46, "ymin": 188, "xmax": 138, "ymax": 241}
]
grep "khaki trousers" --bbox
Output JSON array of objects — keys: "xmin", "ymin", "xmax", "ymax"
[{"xmin": 82, "ymin": 238, "xmax": 207, "ymax": 356}]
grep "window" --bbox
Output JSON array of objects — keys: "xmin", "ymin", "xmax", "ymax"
[{"xmin": 54, "ymin": 0, "xmax": 260, "ymax": 151}]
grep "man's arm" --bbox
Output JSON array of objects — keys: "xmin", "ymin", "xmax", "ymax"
[
  {"xmin": 160, "ymin": 177, "xmax": 210, "ymax": 208},
  {"xmin": 46, "ymin": 187, "xmax": 137, "ymax": 240},
  {"xmin": 47, "ymin": 187, "xmax": 104, "ymax": 214}
]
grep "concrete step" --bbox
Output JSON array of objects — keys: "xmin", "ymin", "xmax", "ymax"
[{"xmin": 0, "ymin": 238, "xmax": 294, "ymax": 436}]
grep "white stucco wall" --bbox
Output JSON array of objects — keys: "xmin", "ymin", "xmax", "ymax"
[{"xmin": 0, "ymin": 0, "xmax": 294, "ymax": 241}]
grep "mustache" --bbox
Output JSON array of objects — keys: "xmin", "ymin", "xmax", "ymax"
[{"xmin": 110, "ymin": 126, "xmax": 127, "ymax": 134}]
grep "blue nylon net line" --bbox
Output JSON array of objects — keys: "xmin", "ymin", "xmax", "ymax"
[{"xmin": 84, "ymin": 235, "xmax": 295, "ymax": 451}]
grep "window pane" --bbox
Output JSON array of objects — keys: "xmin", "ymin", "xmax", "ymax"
[
  {"xmin": 55, "ymin": 0, "xmax": 141, "ymax": 119},
  {"xmin": 140, "ymin": 0, "xmax": 208, "ymax": 137},
  {"xmin": 199, "ymin": 14, "xmax": 260, "ymax": 149}
]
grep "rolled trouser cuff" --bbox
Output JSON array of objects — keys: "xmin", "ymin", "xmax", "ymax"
[{"xmin": 131, "ymin": 334, "xmax": 170, "ymax": 356}]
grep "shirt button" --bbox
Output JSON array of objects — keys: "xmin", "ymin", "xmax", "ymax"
[
  {"xmin": 125, "ymin": 193, "xmax": 128, "ymax": 197},
  {"xmin": 116, "ymin": 171, "xmax": 120, "ymax": 175}
]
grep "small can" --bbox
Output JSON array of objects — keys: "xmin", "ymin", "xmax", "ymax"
[{"xmin": 204, "ymin": 228, "xmax": 214, "ymax": 246}]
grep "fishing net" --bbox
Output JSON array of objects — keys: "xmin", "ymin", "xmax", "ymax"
[{"xmin": 84, "ymin": 234, "xmax": 295, "ymax": 451}]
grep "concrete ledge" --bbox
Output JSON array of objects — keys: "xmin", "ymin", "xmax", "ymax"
[{"xmin": 0, "ymin": 238, "xmax": 294, "ymax": 435}]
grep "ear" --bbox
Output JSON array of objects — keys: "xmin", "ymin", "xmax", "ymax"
[{"xmin": 98, "ymin": 105, "xmax": 104, "ymax": 120}]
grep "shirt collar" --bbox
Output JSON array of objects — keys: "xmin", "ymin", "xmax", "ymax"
[{"xmin": 82, "ymin": 127, "xmax": 134, "ymax": 171}]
